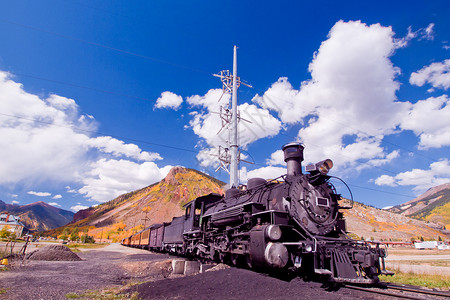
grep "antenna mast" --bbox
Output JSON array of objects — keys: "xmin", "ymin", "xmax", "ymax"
[{"xmin": 213, "ymin": 46, "xmax": 252, "ymax": 188}]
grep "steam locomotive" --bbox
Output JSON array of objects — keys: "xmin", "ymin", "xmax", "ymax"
[{"xmin": 121, "ymin": 143, "xmax": 393, "ymax": 283}]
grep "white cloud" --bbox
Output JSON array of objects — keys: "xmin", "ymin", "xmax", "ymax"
[
  {"xmin": 374, "ymin": 174, "xmax": 397, "ymax": 187},
  {"xmin": 266, "ymin": 150, "xmax": 285, "ymax": 166},
  {"xmin": 27, "ymin": 191, "xmax": 51, "ymax": 197},
  {"xmin": 254, "ymin": 21, "xmax": 407, "ymax": 168},
  {"xmin": 11, "ymin": 200, "xmax": 19, "ymax": 204},
  {"xmin": 410, "ymin": 59, "xmax": 450, "ymax": 90},
  {"xmin": 0, "ymin": 71, "xmax": 172, "ymax": 203},
  {"xmin": 423, "ymin": 23, "xmax": 435, "ymax": 41},
  {"xmin": 187, "ymin": 89, "xmax": 282, "ymax": 166},
  {"xmin": 357, "ymin": 150, "xmax": 400, "ymax": 171},
  {"xmin": 86, "ymin": 136, "xmax": 162, "ymax": 161},
  {"xmin": 238, "ymin": 103, "xmax": 282, "ymax": 147},
  {"xmin": 187, "ymin": 88, "xmax": 227, "ymax": 112},
  {"xmin": 154, "ymin": 91, "xmax": 183, "ymax": 110},
  {"xmin": 394, "ymin": 23, "xmax": 434, "ymax": 47},
  {"xmin": 375, "ymin": 159, "xmax": 450, "ymax": 192},
  {"xmin": 0, "ymin": 72, "xmax": 95, "ymax": 184},
  {"xmin": 195, "ymin": 148, "xmax": 220, "ymax": 168},
  {"xmin": 70, "ymin": 205, "xmax": 89, "ymax": 212},
  {"xmin": 78, "ymin": 159, "xmax": 173, "ymax": 202},
  {"xmin": 52, "ymin": 195, "xmax": 62, "ymax": 199},
  {"xmin": 46, "ymin": 94, "xmax": 78, "ymax": 111},
  {"xmin": 65, "ymin": 186, "xmax": 77, "ymax": 193},
  {"xmin": 241, "ymin": 166, "xmax": 287, "ymax": 182},
  {"xmin": 48, "ymin": 202, "xmax": 61, "ymax": 207},
  {"xmin": 400, "ymin": 95, "xmax": 450, "ymax": 149}
]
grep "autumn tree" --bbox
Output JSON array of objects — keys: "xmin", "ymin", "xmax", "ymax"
[
  {"xmin": 58, "ymin": 227, "xmax": 70, "ymax": 241},
  {"xmin": 0, "ymin": 226, "xmax": 10, "ymax": 239},
  {"xmin": 70, "ymin": 227, "xmax": 80, "ymax": 242}
]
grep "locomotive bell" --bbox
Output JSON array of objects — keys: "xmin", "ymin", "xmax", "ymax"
[{"xmin": 282, "ymin": 142, "xmax": 304, "ymax": 176}]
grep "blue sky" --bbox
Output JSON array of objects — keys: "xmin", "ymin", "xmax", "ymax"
[{"xmin": 0, "ymin": 0, "xmax": 449, "ymax": 212}]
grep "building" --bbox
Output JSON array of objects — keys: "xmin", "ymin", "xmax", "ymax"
[
  {"xmin": 414, "ymin": 241, "xmax": 450, "ymax": 250},
  {"xmin": 0, "ymin": 213, "xmax": 25, "ymax": 237}
]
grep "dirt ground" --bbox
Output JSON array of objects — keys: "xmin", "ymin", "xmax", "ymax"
[
  {"xmin": 385, "ymin": 248, "xmax": 450, "ymax": 275},
  {"xmin": 0, "ymin": 244, "xmax": 430, "ymax": 300},
  {"xmin": 0, "ymin": 244, "xmax": 172, "ymax": 299}
]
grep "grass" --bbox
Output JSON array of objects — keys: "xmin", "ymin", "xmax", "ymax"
[
  {"xmin": 0, "ymin": 239, "xmax": 23, "ymax": 243},
  {"xmin": 67, "ymin": 243, "xmax": 109, "ymax": 250},
  {"xmin": 380, "ymin": 269, "xmax": 450, "ymax": 290},
  {"xmin": 65, "ymin": 288, "xmax": 140, "ymax": 300}
]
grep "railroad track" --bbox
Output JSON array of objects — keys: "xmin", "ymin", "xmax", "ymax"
[{"xmin": 343, "ymin": 282, "xmax": 450, "ymax": 299}]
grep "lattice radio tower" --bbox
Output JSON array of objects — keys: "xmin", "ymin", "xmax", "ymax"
[{"xmin": 213, "ymin": 46, "xmax": 252, "ymax": 188}]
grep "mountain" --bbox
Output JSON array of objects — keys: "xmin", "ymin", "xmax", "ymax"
[
  {"xmin": 0, "ymin": 200, "xmax": 74, "ymax": 232},
  {"xmin": 44, "ymin": 167, "xmax": 225, "ymax": 240},
  {"xmin": 44, "ymin": 168, "xmax": 448, "ymax": 242},
  {"xmin": 341, "ymin": 200, "xmax": 450, "ymax": 241},
  {"xmin": 387, "ymin": 183, "xmax": 450, "ymax": 229}
]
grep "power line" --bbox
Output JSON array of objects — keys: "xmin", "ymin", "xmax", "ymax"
[
  {"xmin": 9, "ymin": 71, "xmax": 155, "ymax": 103},
  {"xmin": 0, "ymin": 16, "xmax": 440, "ymax": 166},
  {"xmin": 60, "ymin": 0, "xmax": 133, "ymax": 19},
  {"xmin": 1, "ymin": 73, "xmax": 420, "ymax": 176},
  {"xmin": 0, "ymin": 112, "xmax": 199, "ymax": 155},
  {"xmin": 0, "ymin": 18, "xmax": 210, "ymax": 75},
  {"xmin": 0, "ymin": 112, "xmax": 415, "ymax": 199},
  {"xmin": 346, "ymin": 183, "xmax": 415, "ymax": 198},
  {"xmin": 253, "ymin": 87, "xmax": 440, "ymax": 163},
  {"xmin": 0, "ymin": 18, "xmax": 430, "ymax": 199},
  {"xmin": 277, "ymin": 132, "xmax": 399, "ymax": 175},
  {"xmin": 1, "ymin": 18, "xmax": 436, "ymax": 167},
  {"xmin": 0, "ymin": 73, "xmax": 428, "ymax": 194}
]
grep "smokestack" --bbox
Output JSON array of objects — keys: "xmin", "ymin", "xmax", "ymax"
[{"xmin": 282, "ymin": 142, "xmax": 304, "ymax": 177}]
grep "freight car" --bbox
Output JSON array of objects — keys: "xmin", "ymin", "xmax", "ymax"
[{"xmin": 121, "ymin": 143, "xmax": 393, "ymax": 283}]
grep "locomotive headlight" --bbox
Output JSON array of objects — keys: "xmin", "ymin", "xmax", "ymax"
[
  {"xmin": 306, "ymin": 159, "xmax": 334, "ymax": 175},
  {"xmin": 317, "ymin": 159, "xmax": 333, "ymax": 175},
  {"xmin": 266, "ymin": 225, "xmax": 282, "ymax": 241},
  {"xmin": 305, "ymin": 244, "xmax": 313, "ymax": 253}
]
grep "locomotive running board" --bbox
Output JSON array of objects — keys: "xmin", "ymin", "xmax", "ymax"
[{"xmin": 331, "ymin": 249, "xmax": 361, "ymax": 281}]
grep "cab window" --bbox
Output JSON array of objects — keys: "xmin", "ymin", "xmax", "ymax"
[{"xmin": 185, "ymin": 206, "xmax": 191, "ymax": 219}]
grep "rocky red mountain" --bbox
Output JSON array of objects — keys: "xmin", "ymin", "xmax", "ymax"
[
  {"xmin": 44, "ymin": 168, "xmax": 449, "ymax": 242},
  {"xmin": 44, "ymin": 167, "xmax": 225, "ymax": 240}
]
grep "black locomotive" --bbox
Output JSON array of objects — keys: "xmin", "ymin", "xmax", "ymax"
[{"xmin": 122, "ymin": 143, "xmax": 392, "ymax": 283}]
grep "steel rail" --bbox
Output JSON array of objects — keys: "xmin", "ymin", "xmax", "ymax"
[{"xmin": 344, "ymin": 282, "xmax": 450, "ymax": 299}]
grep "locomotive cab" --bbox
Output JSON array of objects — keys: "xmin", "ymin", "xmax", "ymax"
[{"xmin": 183, "ymin": 193, "xmax": 223, "ymax": 234}]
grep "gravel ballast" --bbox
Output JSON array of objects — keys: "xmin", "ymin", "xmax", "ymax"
[{"xmin": 25, "ymin": 245, "xmax": 82, "ymax": 261}]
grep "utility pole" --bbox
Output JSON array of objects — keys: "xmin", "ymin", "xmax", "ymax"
[
  {"xmin": 141, "ymin": 209, "xmax": 150, "ymax": 228},
  {"xmin": 213, "ymin": 46, "xmax": 252, "ymax": 188},
  {"xmin": 230, "ymin": 46, "xmax": 239, "ymax": 188}
]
